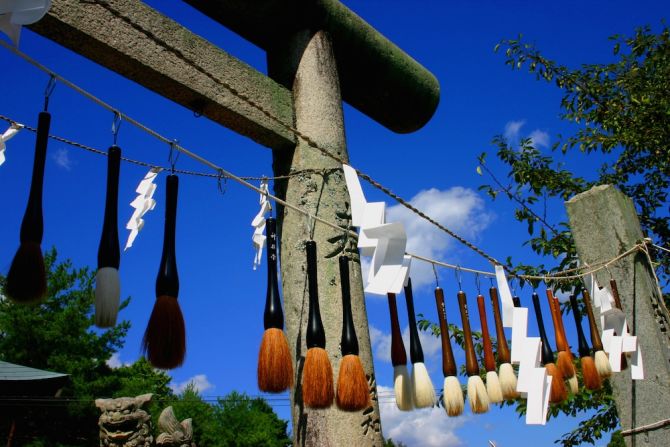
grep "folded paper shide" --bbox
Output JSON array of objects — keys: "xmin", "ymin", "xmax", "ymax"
[{"xmin": 0, "ymin": 0, "xmax": 52, "ymax": 45}]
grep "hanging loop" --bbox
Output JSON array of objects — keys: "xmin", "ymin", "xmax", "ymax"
[
  {"xmin": 455, "ymin": 266, "xmax": 463, "ymax": 291},
  {"xmin": 432, "ymin": 263, "xmax": 439, "ymax": 288},
  {"xmin": 475, "ymin": 272, "xmax": 481, "ymax": 295},
  {"xmin": 308, "ymin": 214, "xmax": 315, "ymax": 240},
  {"xmin": 111, "ymin": 111, "xmax": 122, "ymax": 146},
  {"xmin": 168, "ymin": 140, "xmax": 180, "ymax": 174},
  {"xmin": 43, "ymin": 75, "xmax": 56, "ymax": 111},
  {"xmin": 217, "ymin": 169, "xmax": 228, "ymax": 195}
]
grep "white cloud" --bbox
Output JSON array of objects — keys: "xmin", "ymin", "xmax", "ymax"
[
  {"xmin": 106, "ymin": 353, "xmax": 130, "ymax": 369},
  {"xmin": 170, "ymin": 374, "xmax": 214, "ymax": 394},
  {"xmin": 369, "ymin": 324, "xmax": 441, "ymax": 364},
  {"xmin": 378, "ymin": 385, "xmax": 468, "ymax": 447},
  {"xmin": 52, "ymin": 147, "xmax": 73, "ymax": 170},
  {"xmin": 529, "ymin": 129, "xmax": 550, "ymax": 148},
  {"xmin": 504, "ymin": 120, "xmax": 525, "ymax": 142}
]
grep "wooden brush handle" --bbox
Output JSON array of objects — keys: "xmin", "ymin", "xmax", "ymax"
[
  {"xmin": 457, "ymin": 291, "xmax": 479, "ymax": 377},
  {"xmin": 546, "ymin": 290, "xmax": 568, "ymax": 352},
  {"xmin": 387, "ymin": 293, "xmax": 407, "ymax": 366},
  {"xmin": 339, "ymin": 256, "xmax": 359, "ymax": 356},
  {"xmin": 569, "ymin": 294, "xmax": 591, "ymax": 358},
  {"xmin": 434, "ymin": 287, "xmax": 457, "ymax": 376},
  {"xmin": 477, "ymin": 294, "xmax": 496, "ymax": 372},
  {"xmin": 404, "ymin": 278, "xmax": 424, "ymax": 364},
  {"xmin": 581, "ymin": 288, "xmax": 604, "ymax": 351},
  {"xmin": 97, "ymin": 145, "xmax": 121, "ymax": 269},
  {"xmin": 532, "ymin": 292, "xmax": 555, "ymax": 365},
  {"xmin": 610, "ymin": 279, "xmax": 623, "ymax": 310},
  {"xmin": 155, "ymin": 174, "xmax": 179, "ymax": 298},
  {"xmin": 263, "ymin": 218, "xmax": 284, "ymax": 330},
  {"xmin": 20, "ymin": 111, "xmax": 50, "ymax": 244},
  {"xmin": 305, "ymin": 241, "xmax": 326, "ymax": 349},
  {"xmin": 489, "ymin": 287, "xmax": 511, "ymax": 363}
]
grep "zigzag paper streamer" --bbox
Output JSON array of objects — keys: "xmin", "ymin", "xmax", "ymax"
[
  {"xmin": 251, "ymin": 179, "xmax": 271, "ymax": 270},
  {"xmin": 0, "ymin": 0, "xmax": 52, "ymax": 45},
  {"xmin": 495, "ymin": 265, "xmax": 515, "ymax": 328},
  {"xmin": 124, "ymin": 167, "xmax": 161, "ymax": 250},
  {"xmin": 0, "ymin": 122, "xmax": 22, "ymax": 166}
]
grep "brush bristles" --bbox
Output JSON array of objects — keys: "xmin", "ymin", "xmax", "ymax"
[
  {"xmin": 258, "ymin": 328, "xmax": 294, "ymax": 393},
  {"xmin": 595, "ymin": 350, "xmax": 612, "ymax": 379},
  {"xmin": 336, "ymin": 355, "xmax": 370, "ymax": 411},
  {"xmin": 581, "ymin": 356, "xmax": 602, "ymax": 391},
  {"xmin": 5, "ymin": 241, "xmax": 47, "ymax": 304},
  {"xmin": 485, "ymin": 371, "xmax": 503, "ymax": 403},
  {"xmin": 393, "ymin": 364, "xmax": 413, "ymax": 411},
  {"xmin": 467, "ymin": 375, "xmax": 490, "ymax": 414},
  {"xmin": 545, "ymin": 363, "xmax": 567, "ymax": 404},
  {"xmin": 95, "ymin": 267, "xmax": 120, "ymax": 328},
  {"xmin": 443, "ymin": 376, "xmax": 464, "ymax": 417},
  {"xmin": 302, "ymin": 347, "xmax": 334, "ymax": 408},
  {"xmin": 556, "ymin": 351, "xmax": 576, "ymax": 379},
  {"xmin": 142, "ymin": 295, "xmax": 186, "ymax": 370},
  {"xmin": 498, "ymin": 363, "xmax": 518, "ymax": 399},
  {"xmin": 411, "ymin": 362, "xmax": 436, "ymax": 408}
]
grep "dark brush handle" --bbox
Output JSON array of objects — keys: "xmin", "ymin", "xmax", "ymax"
[
  {"xmin": 305, "ymin": 241, "xmax": 325, "ymax": 349},
  {"xmin": 263, "ymin": 218, "xmax": 284, "ymax": 330},
  {"xmin": 434, "ymin": 287, "xmax": 457, "ymax": 376},
  {"xmin": 581, "ymin": 288, "xmax": 604, "ymax": 351},
  {"xmin": 388, "ymin": 293, "xmax": 407, "ymax": 366},
  {"xmin": 569, "ymin": 294, "xmax": 591, "ymax": 358},
  {"xmin": 477, "ymin": 294, "xmax": 496, "ymax": 372},
  {"xmin": 20, "ymin": 111, "xmax": 50, "ymax": 244},
  {"xmin": 97, "ymin": 145, "xmax": 121, "ymax": 269},
  {"xmin": 155, "ymin": 174, "xmax": 179, "ymax": 298},
  {"xmin": 532, "ymin": 292, "xmax": 555, "ymax": 366},
  {"xmin": 610, "ymin": 279, "xmax": 623, "ymax": 310},
  {"xmin": 457, "ymin": 291, "xmax": 479, "ymax": 377},
  {"xmin": 546, "ymin": 290, "xmax": 568, "ymax": 352},
  {"xmin": 513, "ymin": 296, "xmax": 521, "ymax": 308},
  {"xmin": 404, "ymin": 278, "xmax": 424, "ymax": 364},
  {"xmin": 339, "ymin": 256, "xmax": 359, "ymax": 356},
  {"xmin": 489, "ymin": 287, "xmax": 511, "ymax": 363}
]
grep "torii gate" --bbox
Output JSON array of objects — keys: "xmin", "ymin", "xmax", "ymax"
[{"xmin": 29, "ymin": 1, "xmax": 440, "ymax": 445}]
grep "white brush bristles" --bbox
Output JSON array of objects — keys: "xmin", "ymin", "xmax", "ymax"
[
  {"xmin": 595, "ymin": 350, "xmax": 612, "ymax": 378},
  {"xmin": 411, "ymin": 362, "xmax": 436, "ymax": 408},
  {"xmin": 95, "ymin": 267, "xmax": 120, "ymax": 328},
  {"xmin": 485, "ymin": 371, "xmax": 503, "ymax": 403},
  {"xmin": 393, "ymin": 365, "xmax": 413, "ymax": 411},
  {"xmin": 567, "ymin": 375, "xmax": 579, "ymax": 394},
  {"xmin": 443, "ymin": 376, "xmax": 464, "ymax": 417},
  {"xmin": 498, "ymin": 363, "xmax": 518, "ymax": 399},
  {"xmin": 467, "ymin": 375, "xmax": 490, "ymax": 414}
]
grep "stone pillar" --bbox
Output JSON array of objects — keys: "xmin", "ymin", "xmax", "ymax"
[
  {"xmin": 566, "ymin": 185, "xmax": 670, "ymax": 446},
  {"xmin": 267, "ymin": 30, "xmax": 383, "ymax": 446}
]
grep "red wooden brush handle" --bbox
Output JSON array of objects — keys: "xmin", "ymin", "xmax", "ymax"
[
  {"xmin": 457, "ymin": 291, "xmax": 479, "ymax": 377},
  {"xmin": 387, "ymin": 293, "xmax": 407, "ymax": 366},
  {"xmin": 434, "ymin": 288, "xmax": 457, "ymax": 376},
  {"xmin": 610, "ymin": 279, "xmax": 624, "ymax": 310},
  {"xmin": 477, "ymin": 294, "xmax": 496, "ymax": 372},
  {"xmin": 489, "ymin": 287, "xmax": 511, "ymax": 363},
  {"xmin": 582, "ymin": 289, "xmax": 604, "ymax": 351},
  {"xmin": 546, "ymin": 290, "xmax": 568, "ymax": 352}
]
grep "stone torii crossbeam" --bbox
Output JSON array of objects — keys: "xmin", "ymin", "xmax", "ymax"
[{"xmin": 29, "ymin": 1, "xmax": 440, "ymax": 445}]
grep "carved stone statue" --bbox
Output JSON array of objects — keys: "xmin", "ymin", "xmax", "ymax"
[
  {"xmin": 156, "ymin": 406, "xmax": 195, "ymax": 447},
  {"xmin": 95, "ymin": 393, "xmax": 154, "ymax": 447}
]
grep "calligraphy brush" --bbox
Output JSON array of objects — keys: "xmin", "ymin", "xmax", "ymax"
[
  {"xmin": 388, "ymin": 292, "xmax": 413, "ymax": 411},
  {"xmin": 5, "ymin": 111, "xmax": 50, "ymax": 304},
  {"xmin": 532, "ymin": 292, "xmax": 567, "ymax": 404},
  {"xmin": 257, "ymin": 218, "xmax": 293, "ymax": 392},
  {"xmin": 95, "ymin": 145, "xmax": 121, "ymax": 327},
  {"xmin": 477, "ymin": 293, "xmax": 503, "ymax": 403},
  {"xmin": 547, "ymin": 289, "xmax": 578, "ymax": 394},
  {"xmin": 434, "ymin": 287, "xmax": 464, "ymax": 416},
  {"xmin": 302, "ymin": 240, "xmax": 334, "ymax": 408},
  {"xmin": 142, "ymin": 174, "xmax": 185, "ymax": 369},
  {"xmin": 569, "ymin": 293, "xmax": 602, "ymax": 391},
  {"xmin": 336, "ymin": 256, "xmax": 370, "ymax": 411},
  {"xmin": 489, "ymin": 287, "xmax": 517, "ymax": 399},
  {"xmin": 404, "ymin": 279, "xmax": 436, "ymax": 408},
  {"xmin": 458, "ymin": 290, "xmax": 489, "ymax": 414},
  {"xmin": 582, "ymin": 288, "xmax": 611, "ymax": 378},
  {"xmin": 608, "ymin": 279, "xmax": 628, "ymax": 370}
]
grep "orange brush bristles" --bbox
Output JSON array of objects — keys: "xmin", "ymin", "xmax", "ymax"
[
  {"xmin": 142, "ymin": 295, "xmax": 186, "ymax": 370},
  {"xmin": 258, "ymin": 328, "xmax": 294, "ymax": 392},
  {"xmin": 5, "ymin": 241, "xmax": 47, "ymax": 304},
  {"xmin": 302, "ymin": 347, "xmax": 334, "ymax": 408},
  {"xmin": 336, "ymin": 354, "xmax": 370, "ymax": 411},
  {"xmin": 580, "ymin": 356, "xmax": 602, "ymax": 391},
  {"xmin": 545, "ymin": 363, "xmax": 568, "ymax": 404},
  {"xmin": 557, "ymin": 350, "xmax": 576, "ymax": 378}
]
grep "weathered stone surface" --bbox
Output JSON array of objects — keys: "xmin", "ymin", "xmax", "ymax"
[{"xmin": 95, "ymin": 394, "xmax": 154, "ymax": 447}]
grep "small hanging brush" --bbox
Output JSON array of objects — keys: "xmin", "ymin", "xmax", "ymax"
[
  {"xmin": 513, "ymin": 296, "xmax": 521, "ymax": 308},
  {"xmin": 434, "ymin": 287, "xmax": 464, "ymax": 416},
  {"xmin": 257, "ymin": 218, "xmax": 293, "ymax": 392},
  {"xmin": 336, "ymin": 256, "xmax": 370, "ymax": 411},
  {"xmin": 95, "ymin": 145, "xmax": 121, "ymax": 328},
  {"xmin": 302, "ymin": 240, "xmax": 334, "ymax": 408},
  {"xmin": 531, "ymin": 292, "xmax": 567, "ymax": 404},
  {"xmin": 404, "ymin": 278, "xmax": 436, "ymax": 408},
  {"xmin": 457, "ymin": 290, "xmax": 489, "ymax": 414},
  {"xmin": 5, "ymin": 111, "xmax": 51, "ymax": 304},
  {"xmin": 609, "ymin": 279, "xmax": 629, "ymax": 370},
  {"xmin": 569, "ymin": 293, "xmax": 602, "ymax": 391},
  {"xmin": 477, "ymin": 293, "xmax": 503, "ymax": 403},
  {"xmin": 546, "ymin": 290, "xmax": 578, "ymax": 394},
  {"xmin": 582, "ymin": 288, "xmax": 611, "ymax": 379},
  {"xmin": 489, "ymin": 286, "xmax": 517, "ymax": 399},
  {"xmin": 387, "ymin": 292, "xmax": 413, "ymax": 411},
  {"xmin": 142, "ymin": 174, "xmax": 186, "ymax": 369}
]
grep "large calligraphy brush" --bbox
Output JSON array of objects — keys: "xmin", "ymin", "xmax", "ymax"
[
  {"xmin": 477, "ymin": 293, "xmax": 503, "ymax": 403},
  {"xmin": 458, "ymin": 290, "xmax": 489, "ymax": 414},
  {"xmin": 434, "ymin": 287, "xmax": 463, "ymax": 416},
  {"xmin": 388, "ymin": 292, "xmax": 413, "ymax": 411},
  {"xmin": 546, "ymin": 289, "xmax": 578, "ymax": 394},
  {"xmin": 489, "ymin": 287, "xmax": 517, "ymax": 399},
  {"xmin": 532, "ymin": 292, "xmax": 567, "ymax": 403},
  {"xmin": 405, "ymin": 278, "xmax": 436, "ymax": 408},
  {"xmin": 582, "ymin": 288, "xmax": 611, "ymax": 379},
  {"xmin": 569, "ymin": 293, "xmax": 602, "ymax": 391}
]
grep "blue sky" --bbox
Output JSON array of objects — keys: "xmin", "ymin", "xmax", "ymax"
[{"xmin": 2, "ymin": 1, "xmax": 668, "ymax": 446}]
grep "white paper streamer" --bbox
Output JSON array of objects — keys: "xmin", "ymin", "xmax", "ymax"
[
  {"xmin": 124, "ymin": 167, "xmax": 161, "ymax": 250},
  {"xmin": 0, "ymin": 122, "xmax": 22, "ymax": 166},
  {"xmin": 0, "ymin": 0, "xmax": 52, "ymax": 45},
  {"xmin": 251, "ymin": 179, "xmax": 271, "ymax": 270},
  {"xmin": 495, "ymin": 265, "xmax": 515, "ymax": 328}
]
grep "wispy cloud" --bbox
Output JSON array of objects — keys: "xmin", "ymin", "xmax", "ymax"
[
  {"xmin": 170, "ymin": 374, "xmax": 214, "ymax": 394},
  {"xmin": 504, "ymin": 120, "xmax": 526, "ymax": 142},
  {"xmin": 369, "ymin": 324, "xmax": 441, "ymax": 364},
  {"xmin": 529, "ymin": 129, "xmax": 550, "ymax": 148},
  {"xmin": 52, "ymin": 147, "xmax": 74, "ymax": 170},
  {"xmin": 106, "ymin": 353, "xmax": 130, "ymax": 369}
]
